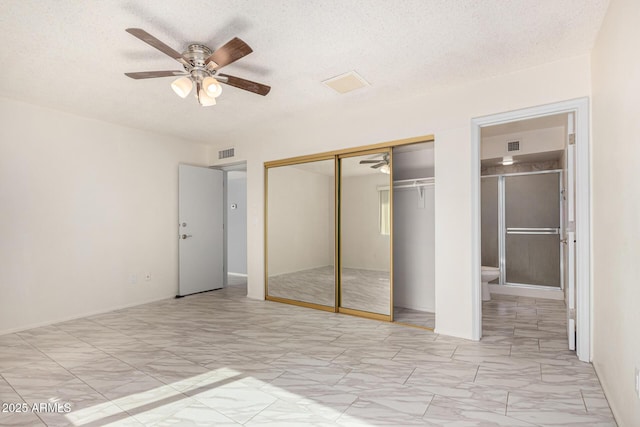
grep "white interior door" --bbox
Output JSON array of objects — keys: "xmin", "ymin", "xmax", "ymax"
[
  {"xmin": 178, "ymin": 165, "xmax": 224, "ymax": 297},
  {"xmin": 565, "ymin": 113, "xmax": 576, "ymax": 351}
]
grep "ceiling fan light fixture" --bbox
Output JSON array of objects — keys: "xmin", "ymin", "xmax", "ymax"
[
  {"xmin": 171, "ymin": 76, "xmax": 193, "ymax": 98},
  {"xmin": 380, "ymin": 164, "xmax": 390, "ymax": 174},
  {"xmin": 203, "ymin": 77, "xmax": 223, "ymax": 98},
  {"xmin": 197, "ymin": 88, "xmax": 217, "ymax": 107}
]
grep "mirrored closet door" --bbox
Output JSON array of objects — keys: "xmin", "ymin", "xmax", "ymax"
[
  {"xmin": 265, "ymin": 158, "xmax": 336, "ymax": 310},
  {"xmin": 264, "ymin": 135, "xmax": 435, "ymax": 328},
  {"xmin": 338, "ymin": 150, "xmax": 393, "ymax": 320}
]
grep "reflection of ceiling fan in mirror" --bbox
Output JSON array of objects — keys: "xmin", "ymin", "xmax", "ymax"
[
  {"xmin": 359, "ymin": 153, "xmax": 390, "ymax": 174},
  {"xmin": 124, "ymin": 28, "xmax": 270, "ymax": 107}
]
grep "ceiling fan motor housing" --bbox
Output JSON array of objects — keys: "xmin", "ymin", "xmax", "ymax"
[{"xmin": 182, "ymin": 44, "xmax": 219, "ymax": 81}]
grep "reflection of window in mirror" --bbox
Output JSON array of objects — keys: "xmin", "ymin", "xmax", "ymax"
[{"xmin": 379, "ymin": 189, "xmax": 390, "ymax": 235}]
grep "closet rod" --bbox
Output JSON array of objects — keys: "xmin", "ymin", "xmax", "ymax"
[
  {"xmin": 393, "ymin": 177, "xmax": 434, "ymax": 189},
  {"xmin": 377, "ymin": 177, "xmax": 435, "ymax": 191},
  {"xmin": 394, "ymin": 182, "xmax": 434, "ymax": 189}
]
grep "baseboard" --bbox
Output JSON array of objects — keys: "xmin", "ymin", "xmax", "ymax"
[
  {"xmin": 228, "ymin": 272, "xmax": 248, "ymax": 277},
  {"xmin": 591, "ymin": 361, "xmax": 621, "ymax": 426},
  {"xmin": 489, "ymin": 284, "xmax": 564, "ymax": 300},
  {"xmin": 0, "ymin": 295, "xmax": 174, "ymax": 336},
  {"xmin": 394, "ymin": 303, "xmax": 435, "ymax": 313}
]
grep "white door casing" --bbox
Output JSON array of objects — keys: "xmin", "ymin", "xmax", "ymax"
[
  {"xmin": 566, "ymin": 113, "xmax": 577, "ymax": 351},
  {"xmin": 178, "ymin": 165, "xmax": 224, "ymax": 297},
  {"xmin": 471, "ymin": 97, "xmax": 591, "ymax": 362}
]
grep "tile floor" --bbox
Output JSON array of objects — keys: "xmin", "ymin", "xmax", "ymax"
[
  {"xmin": 268, "ymin": 267, "xmax": 436, "ymax": 329},
  {"xmin": 0, "ymin": 283, "xmax": 616, "ymax": 426},
  {"xmin": 393, "ymin": 307, "xmax": 435, "ymax": 329}
]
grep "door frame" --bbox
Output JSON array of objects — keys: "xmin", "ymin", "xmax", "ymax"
[{"xmin": 471, "ymin": 97, "xmax": 591, "ymax": 362}]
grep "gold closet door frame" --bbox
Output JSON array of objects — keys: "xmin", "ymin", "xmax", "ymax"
[
  {"xmin": 264, "ymin": 133, "xmax": 434, "ymax": 323},
  {"xmin": 337, "ymin": 148, "xmax": 394, "ymax": 322},
  {"xmin": 264, "ymin": 154, "xmax": 338, "ymax": 312}
]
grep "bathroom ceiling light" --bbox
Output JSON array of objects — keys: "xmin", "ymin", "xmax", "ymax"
[{"xmin": 502, "ymin": 156, "xmax": 514, "ymax": 166}]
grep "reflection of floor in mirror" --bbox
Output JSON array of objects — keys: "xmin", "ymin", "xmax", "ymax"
[
  {"xmin": 394, "ymin": 306, "xmax": 435, "ymax": 329},
  {"xmin": 268, "ymin": 265, "xmax": 335, "ymax": 306},
  {"xmin": 267, "ymin": 266, "xmax": 391, "ymax": 314},
  {"xmin": 340, "ymin": 268, "xmax": 390, "ymax": 315}
]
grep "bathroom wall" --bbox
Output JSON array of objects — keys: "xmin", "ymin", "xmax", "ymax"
[{"xmin": 481, "ymin": 126, "xmax": 565, "ymax": 159}]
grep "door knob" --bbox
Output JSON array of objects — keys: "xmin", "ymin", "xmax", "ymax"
[{"xmin": 181, "ymin": 234, "xmax": 193, "ymax": 240}]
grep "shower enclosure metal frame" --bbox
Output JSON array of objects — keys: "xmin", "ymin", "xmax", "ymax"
[{"xmin": 482, "ymin": 169, "xmax": 564, "ymax": 290}]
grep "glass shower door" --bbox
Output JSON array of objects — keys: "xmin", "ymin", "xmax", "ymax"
[{"xmin": 504, "ymin": 172, "xmax": 561, "ymax": 287}]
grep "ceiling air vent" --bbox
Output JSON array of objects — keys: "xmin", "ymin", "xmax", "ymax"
[
  {"xmin": 507, "ymin": 140, "xmax": 520, "ymax": 152},
  {"xmin": 218, "ymin": 148, "xmax": 235, "ymax": 159}
]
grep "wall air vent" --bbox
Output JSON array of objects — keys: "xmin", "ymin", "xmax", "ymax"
[
  {"xmin": 507, "ymin": 140, "xmax": 520, "ymax": 152},
  {"xmin": 218, "ymin": 148, "xmax": 235, "ymax": 159}
]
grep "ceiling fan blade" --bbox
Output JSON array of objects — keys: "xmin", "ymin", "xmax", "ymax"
[
  {"xmin": 371, "ymin": 162, "xmax": 385, "ymax": 169},
  {"xmin": 124, "ymin": 70, "xmax": 188, "ymax": 79},
  {"xmin": 218, "ymin": 74, "xmax": 270, "ymax": 96},
  {"xmin": 126, "ymin": 28, "xmax": 188, "ymax": 65},
  {"xmin": 205, "ymin": 38, "xmax": 253, "ymax": 69},
  {"xmin": 359, "ymin": 160, "xmax": 382, "ymax": 164}
]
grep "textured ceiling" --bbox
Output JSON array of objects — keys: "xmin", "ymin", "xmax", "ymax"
[{"xmin": 0, "ymin": 1, "xmax": 609, "ymax": 145}]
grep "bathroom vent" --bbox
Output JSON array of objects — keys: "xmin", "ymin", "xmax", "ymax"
[
  {"xmin": 218, "ymin": 148, "xmax": 235, "ymax": 159},
  {"xmin": 507, "ymin": 140, "xmax": 520, "ymax": 152}
]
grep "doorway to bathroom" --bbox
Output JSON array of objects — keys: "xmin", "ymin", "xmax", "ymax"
[{"xmin": 471, "ymin": 98, "xmax": 591, "ymax": 362}]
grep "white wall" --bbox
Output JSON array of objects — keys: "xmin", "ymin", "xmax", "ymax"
[
  {"xmin": 210, "ymin": 54, "xmax": 591, "ymax": 339},
  {"xmin": 393, "ymin": 186, "xmax": 435, "ymax": 312},
  {"xmin": 341, "ymin": 173, "xmax": 390, "ymax": 271},
  {"xmin": 481, "ymin": 127, "xmax": 565, "ymax": 159},
  {"xmin": 0, "ymin": 98, "xmax": 209, "ymax": 334},
  {"xmin": 267, "ymin": 165, "xmax": 334, "ymax": 276},
  {"xmin": 591, "ymin": 0, "xmax": 640, "ymax": 424},
  {"xmin": 226, "ymin": 171, "xmax": 247, "ymax": 275}
]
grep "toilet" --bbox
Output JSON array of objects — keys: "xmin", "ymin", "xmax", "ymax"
[{"xmin": 481, "ymin": 266, "xmax": 500, "ymax": 301}]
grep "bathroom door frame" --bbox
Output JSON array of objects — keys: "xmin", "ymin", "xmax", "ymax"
[{"xmin": 471, "ymin": 97, "xmax": 591, "ymax": 362}]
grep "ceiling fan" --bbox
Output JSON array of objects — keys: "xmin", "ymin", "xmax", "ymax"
[
  {"xmin": 360, "ymin": 153, "xmax": 389, "ymax": 168},
  {"xmin": 124, "ymin": 28, "xmax": 270, "ymax": 106}
]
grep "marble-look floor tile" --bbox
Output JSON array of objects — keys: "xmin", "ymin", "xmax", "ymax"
[
  {"xmin": 337, "ymin": 399, "xmax": 431, "ymax": 426},
  {"xmin": 424, "ymin": 395, "xmax": 537, "ymax": 426},
  {"xmin": 0, "ymin": 412, "xmax": 46, "ymax": 426},
  {"xmin": 191, "ymin": 382, "xmax": 278, "ymax": 424},
  {"xmin": 405, "ymin": 361, "xmax": 480, "ymax": 386},
  {"xmin": 245, "ymin": 399, "xmax": 338, "ymax": 426},
  {"xmin": 0, "ymin": 285, "xmax": 616, "ymax": 427},
  {"xmin": 153, "ymin": 401, "xmax": 242, "ymax": 426}
]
